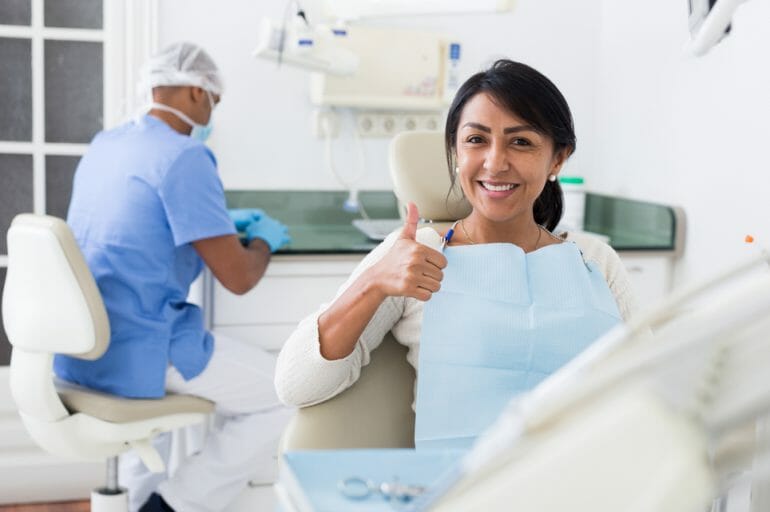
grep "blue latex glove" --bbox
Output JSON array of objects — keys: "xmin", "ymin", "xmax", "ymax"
[
  {"xmin": 244, "ymin": 214, "xmax": 291, "ymax": 252},
  {"xmin": 228, "ymin": 208, "xmax": 264, "ymax": 231}
]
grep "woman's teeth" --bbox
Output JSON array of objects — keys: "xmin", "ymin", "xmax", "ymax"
[{"xmin": 481, "ymin": 181, "xmax": 517, "ymax": 192}]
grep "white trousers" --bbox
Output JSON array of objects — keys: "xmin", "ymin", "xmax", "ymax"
[{"xmin": 119, "ymin": 333, "xmax": 294, "ymax": 512}]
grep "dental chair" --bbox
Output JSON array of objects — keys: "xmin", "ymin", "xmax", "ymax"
[
  {"xmin": 279, "ymin": 131, "xmax": 470, "ymax": 452},
  {"xmin": 2, "ymin": 214, "xmax": 214, "ymax": 511}
]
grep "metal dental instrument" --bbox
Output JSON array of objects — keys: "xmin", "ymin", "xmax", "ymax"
[{"xmin": 338, "ymin": 476, "xmax": 426, "ymax": 503}]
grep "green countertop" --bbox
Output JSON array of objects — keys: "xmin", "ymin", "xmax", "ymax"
[
  {"xmin": 226, "ymin": 190, "xmax": 398, "ymax": 254},
  {"xmin": 225, "ymin": 190, "xmax": 683, "ymax": 255}
]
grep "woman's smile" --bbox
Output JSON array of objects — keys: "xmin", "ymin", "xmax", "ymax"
[{"xmin": 478, "ymin": 180, "xmax": 520, "ymax": 198}]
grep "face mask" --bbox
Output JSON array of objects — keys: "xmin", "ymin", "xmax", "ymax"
[
  {"xmin": 190, "ymin": 121, "xmax": 213, "ymax": 142},
  {"xmin": 150, "ymin": 90, "xmax": 216, "ymax": 142}
]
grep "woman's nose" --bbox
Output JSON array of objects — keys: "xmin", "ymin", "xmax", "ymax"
[{"xmin": 483, "ymin": 143, "xmax": 509, "ymax": 174}]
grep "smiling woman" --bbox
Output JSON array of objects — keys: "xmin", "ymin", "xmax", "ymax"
[
  {"xmin": 452, "ymin": 93, "xmax": 565, "ymax": 249},
  {"xmin": 444, "ymin": 59, "xmax": 576, "ymax": 244}
]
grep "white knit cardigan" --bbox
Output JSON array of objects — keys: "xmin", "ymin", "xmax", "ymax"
[{"xmin": 274, "ymin": 227, "xmax": 637, "ymax": 407}]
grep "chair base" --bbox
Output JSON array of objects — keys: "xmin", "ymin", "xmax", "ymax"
[{"xmin": 91, "ymin": 487, "xmax": 128, "ymax": 512}]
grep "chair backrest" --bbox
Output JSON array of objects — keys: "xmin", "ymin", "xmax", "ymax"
[
  {"xmin": 2, "ymin": 214, "xmax": 110, "ymax": 420},
  {"xmin": 388, "ymin": 130, "xmax": 471, "ymax": 222},
  {"xmin": 280, "ymin": 333, "xmax": 416, "ymax": 451}
]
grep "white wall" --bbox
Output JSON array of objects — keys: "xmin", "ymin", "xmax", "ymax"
[
  {"xmin": 155, "ymin": 0, "xmax": 601, "ymax": 190},
  {"xmin": 591, "ymin": 0, "xmax": 770, "ymax": 285}
]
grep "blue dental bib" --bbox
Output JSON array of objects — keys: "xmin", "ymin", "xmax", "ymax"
[{"xmin": 414, "ymin": 242, "xmax": 621, "ymax": 450}]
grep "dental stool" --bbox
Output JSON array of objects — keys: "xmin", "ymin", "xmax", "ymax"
[{"xmin": 2, "ymin": 214, "xmax": 214, "ymax": 512}]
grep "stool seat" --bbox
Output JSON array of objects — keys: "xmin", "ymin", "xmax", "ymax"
[{"xmin": 56, "ymin": 379, "xmax": 214, "ymax": 423}]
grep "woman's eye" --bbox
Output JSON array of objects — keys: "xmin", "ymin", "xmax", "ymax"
[
  {"xmin": 511, "ymin": 138, "xmax": 531, "ymax": 146},
  {"xmin": 466, "ymin": 135, "xmax": 484, "ymax": 144}
]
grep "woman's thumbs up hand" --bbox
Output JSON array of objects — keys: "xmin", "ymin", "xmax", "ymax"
[
  {"xmin": 368, "ymin": 202, "xmax": 448, "ymax": 302},
  {"xmin": 399, "ymin": 201, "xmax": 419, "ymax": 241}
]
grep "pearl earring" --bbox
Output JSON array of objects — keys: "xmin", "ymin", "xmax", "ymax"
[
  {"xmin": 548, "ymin": 174, "xmax": 557, "ymax": 182},
  {"xmin": 455, "ymin": 166, "xmax": 460, "ymax": 174}
]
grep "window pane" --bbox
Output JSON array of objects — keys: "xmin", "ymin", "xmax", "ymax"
[
  {"xmin": 44, "ymin": 0, "xmax": 102, "ymax": 29},
  {"xmin": 46, "ymin": 155, "xmax": 80, "ymax": 219},
  {"xmin": 45, "ymin": 40, "xmax": 103, "ymax": 143},
  {"xmin": 0, "ymin": 267, "xmax": 10, "ymax": 366},
  {"xmin": 0, "ymin": 0, "xmax": 31, "ymax": 26},
  {"xmin": 0, "ymin": 37, "xmax": 32, "ymax": 141},
  {"xmin": 0, "ymin": 154, "xmax": 33, "ymax": 254}
]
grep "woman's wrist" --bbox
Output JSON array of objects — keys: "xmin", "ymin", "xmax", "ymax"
[{"xmin": 359, "ymin": 265, "xmax": 388, "ymax": 303}]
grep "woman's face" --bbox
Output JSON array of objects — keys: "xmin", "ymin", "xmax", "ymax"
[{"xmin": 455, "ymin": 92, "xmax": 566, "ymax": 225}]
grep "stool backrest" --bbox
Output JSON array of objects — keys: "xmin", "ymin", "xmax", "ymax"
[{"xmin": 2, "ymin": 214, "xmax": 110, "ymax": 420}]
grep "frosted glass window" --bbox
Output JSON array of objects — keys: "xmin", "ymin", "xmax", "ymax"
[
  {"xmin": 0, "ymin": 0, "xmax": 31, "ymax": 26},
  {"xmin": 46, "ymin": 155, "xmax": 80, "ymax": 219},
  {"xmin": 0, "ymin": 154, "xmax": 33, "ymax": 254},
  {"xmin": 44, "ymin": 0, "xmax": 102, "ymax": 29},
  {"xmin": 45, "ymin": 40, "xmax": 103, "ymax": 143},
  {"xmin": 0, "ymin": 37, "xmax": 32, "ymax": 141},
  {"xmin": 0, "ymin": 267, "xmax": 9, "ymax": 366}
]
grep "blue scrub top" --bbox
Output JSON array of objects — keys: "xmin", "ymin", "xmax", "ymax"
[{"xmin": 54, "ymin": 115, "xmax": 236, "ymax": 398}]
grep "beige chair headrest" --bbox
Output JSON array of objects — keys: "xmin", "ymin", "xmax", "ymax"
[{"xmin": 388, "ymin": 130, "xmax": 472, "ymax": 222}]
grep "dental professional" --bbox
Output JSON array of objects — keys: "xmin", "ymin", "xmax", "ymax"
[
  {"xmin": 54, "ymin": 42, "xmax": 293, "ymax": 512},
  {"xmin": 275, "ymin": 59, "xmax": 637, "ymax": 448}
]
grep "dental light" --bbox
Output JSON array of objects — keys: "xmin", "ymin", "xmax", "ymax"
[
  {"xmin": 252, "ymin": 13, "xmax": 359, "ymax": 76},
  {"xmin": 252, "ymin": 0, "xmax": 514, "ymax": 76},
  {"xmin": 687, "ymin": 0, "xmax": 750, "ymax": 56}
]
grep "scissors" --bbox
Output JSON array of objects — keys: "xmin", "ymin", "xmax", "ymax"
[{"xmin": 338, "ymin": 476, "xmax": 426, "ymax": 502}]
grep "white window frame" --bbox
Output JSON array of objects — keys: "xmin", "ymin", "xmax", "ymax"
[{"xmin": 0, "ymin": 0, "xmax": 159, "ymax": 269}]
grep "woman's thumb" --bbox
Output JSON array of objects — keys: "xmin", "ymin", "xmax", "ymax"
[{"xmin": 399, "ymin": 202, "xmax": 419, "ymax": 240}]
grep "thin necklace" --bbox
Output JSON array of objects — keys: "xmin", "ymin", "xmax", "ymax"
[
  {"xmin": 533, "ymin": 226, "xmax": 543, "ymax": 250},
  {"xmin": 460, "ymin": 219, "xmax": 546, "ymax": 251},
  {"xmin": 460, "ymin": 219, "xmax": 476, "ymax": 244},
  {"xmin": 540, "ymin": 226, "xmax": 563, "ymax": 242}
]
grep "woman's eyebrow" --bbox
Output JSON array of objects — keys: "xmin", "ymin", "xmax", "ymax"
[
  {"xmin": 462, "ymin": 122, "xmax": 491, "ymax": 132},
  {"xmin": 462, "ymin": 122, "xmax": 539, "ymax": 134},
  {"xmin": 504, "ymin": 125, "xmax": 539, "ymax": 134}
]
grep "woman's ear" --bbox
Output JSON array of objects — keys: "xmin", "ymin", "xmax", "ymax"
[{"xmin": 550, "ymin": 148, "xmax": 570, "ymax": 175}]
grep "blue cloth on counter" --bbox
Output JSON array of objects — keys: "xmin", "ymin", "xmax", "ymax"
[
  {"xmin": 54, "ymin": 114, "xmax": 236, "ymax": 398},
  {"xmin": 415, "ymin": 242, "xmax": 621, "ymax": 450},
  {"xmin": 278, "ymin": 449, "xmax": 463, "ymax": 512}
]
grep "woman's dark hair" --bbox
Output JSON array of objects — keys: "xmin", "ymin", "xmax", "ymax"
[{"xmin": 445, "ymin": 59, "xmax": 576, "ymax": 231}]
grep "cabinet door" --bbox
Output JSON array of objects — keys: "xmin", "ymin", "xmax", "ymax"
[
  {"xmin": 211, "ymin": 256, "xmax": 363, "ymax": 352},
  {"xmin": 619, "ymin": 253, "xmax": 673, "ymax": 311}
]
